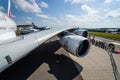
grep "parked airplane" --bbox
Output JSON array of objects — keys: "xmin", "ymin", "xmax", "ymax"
[
  {"xmin": 0, "ymin": 0, "xmax": 90, "ymax": 72},
  {"xmin": 31, "ymin": 22, "xmax": 51, "ymax": 30},
  {"xmin": 17, "ymin": 22, "xmax": 51, "ymax": 35}
]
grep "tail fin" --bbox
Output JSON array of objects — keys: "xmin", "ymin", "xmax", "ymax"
[{"xmin": 8, "ymin": 0, "xmax": 11, "ymax": 18}]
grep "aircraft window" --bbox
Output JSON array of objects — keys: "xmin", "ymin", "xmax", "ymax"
[
  {"xmin": 0, "ymin": 27, "xmax": 6, "ymax": 30},
  {"xmin": 10, "ymin": 27, "xmax": 16, "ymax": 30}
]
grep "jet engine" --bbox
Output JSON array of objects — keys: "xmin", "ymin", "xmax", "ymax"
[
  {"xmin": 60, "ymin": 35, "xmax": 90, "ymax": 57},
  {"xmin": 73, "ymin": 29, "xmax": 88, "ymax": 38}
]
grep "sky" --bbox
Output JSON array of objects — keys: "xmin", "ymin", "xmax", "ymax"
[{"xmin": 0, "ymin": 0, "xmax": 120, "ymax": 28}]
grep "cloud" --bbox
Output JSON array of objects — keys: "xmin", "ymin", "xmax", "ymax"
[
  {"xmin": 64, "ymin": 12, "xmax": 81, "ymax": 22},
  {"xmin": 65, "ymin": 0, "xmax": 94, "ymax": 4},
  {"xmin": 22, "ymin": 16, "xmax": 32, "ymax": 20},
  {"xmin": 104, "ymin": 8, "xmax": 110, "ymax": 12},
  {"xmin": 64, "ymin": 14, "xmax": 101, "ymax": 26},
  {"xmin": 36, "ymin": 14, "xmax": 49, "ymax": 19},
  {"xmin": 54, "ymin": 5, "xmax": 100, "ymax": 27},
  {"xmin": 36, "ymin": 13, "xmax": 120, "ymax": 28},
  {"xmin": 11, "ymin": 14, "xmax": 16, "ymax": 18},
  {"xmin": 80, "ymin": 4, "xmax": 100, "ymax": 22},
  {"xmin": 81, "ymin": 4, "xmax": 97, "ymax": 14},
  {"xmin": 13, "ymin": 0, "xmax": 41, "ymax": 13},
  {"xmin": 104, "ymin": 0, "xmax": 112, "ymax": 4},
  {"xmin": 64, "ymin": 14, "xmax": 81, "ymax": 25},
  {"xmin": 0, "ymin": 6, "xmax": 4, "ymax": 11},
  {"xmin": 65, "ymin": 14, "xmax": 75, "ymax": 19},
  {"xmin": 63, "ymin": 5, "xmax": 103, "ymax": 27},
  {"xmin": 63, "ymin": 13, "xmax": 119, "ymax": 28},
  {"xmin": 25, "ymin": 20, "xmax": 32, "ymax": 24},
  {"xmin": 64, "ymin": 14, "xmax": 120, "ymax": 28},
  {"xmin": 27, "ymin": 17, "xmax": 32, "ymax": 20},
  {"xmin": 104, "ymin": 0, "xmax": 120, "ymax": 4},
  {"xmin": 40, "ymin": 2, "xmax": 48, "ymax": 8},
  {"xmin": 105, "ymin": 9, "xmax": 120, "ymax": 19}
]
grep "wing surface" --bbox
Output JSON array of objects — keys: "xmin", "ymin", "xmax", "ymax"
[{"xmin": 0, "ymin": 26, "xmax": 73, "ymax": 72}]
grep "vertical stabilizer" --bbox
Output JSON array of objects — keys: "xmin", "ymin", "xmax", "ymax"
[{"xmin": 8, "ymin": 0, "xmax": 11, "ymax": 18}]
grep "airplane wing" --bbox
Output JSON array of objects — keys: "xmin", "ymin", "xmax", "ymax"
[
  {"xmin": 0, "ymin": 26, "xmax": 90, "ymax": 72},
  {"xmin": 0, "ymin": 0, "xmax": 90, "ymax": 73}
]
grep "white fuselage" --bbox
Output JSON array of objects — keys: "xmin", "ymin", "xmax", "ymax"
[{"xmin": 0, "ymin": 11, "xmax": 17, "ymax": 42}]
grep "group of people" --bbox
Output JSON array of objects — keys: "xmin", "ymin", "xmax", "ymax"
[{"xmin": 89, "ymin": 35, "xmax": 111, "ymax": 51}]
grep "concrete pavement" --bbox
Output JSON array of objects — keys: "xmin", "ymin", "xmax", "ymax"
[{"xmin": 27, "ymin": 42, "xmax": 116, "ymax": 80}]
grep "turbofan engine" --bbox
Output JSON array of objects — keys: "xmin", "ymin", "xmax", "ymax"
[
  {"xmin": 73, "ymin": 29, "xmax": 88, "ymax": 38},
  {"xmin": 60, "ymin": 34, "xmax": 90, "ymax": 57}
]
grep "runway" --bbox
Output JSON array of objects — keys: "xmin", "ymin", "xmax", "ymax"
[{"xmin": 0, "ymin": 36, "xmax": 119, "ymax": 80}]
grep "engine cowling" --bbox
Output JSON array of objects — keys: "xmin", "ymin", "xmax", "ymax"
[
  {"xmin": 73, "ymin": 29, "xmax": 88, "ymax": 38},
  {"xmin": 60, "ymin": 35, "xmax": 90, "ymax": 57}
]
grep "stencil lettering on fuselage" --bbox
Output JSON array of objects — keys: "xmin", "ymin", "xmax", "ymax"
[{"xmin": 5, "ymin": 55, "xmax": 12, "ymax": 64}]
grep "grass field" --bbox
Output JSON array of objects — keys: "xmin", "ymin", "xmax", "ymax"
[{"xmin": 89, "ymin": 32, "xmax": 120, "ymax": 41}]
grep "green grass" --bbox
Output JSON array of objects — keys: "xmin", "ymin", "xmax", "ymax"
[{"xmin": 89, "ymin": 32, "xmax": 120, "ymax": 41}]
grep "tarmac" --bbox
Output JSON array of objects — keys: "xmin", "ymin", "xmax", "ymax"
[{"xmin": 0, "ymin": 36, "xmax": 120, "ymax": 80}]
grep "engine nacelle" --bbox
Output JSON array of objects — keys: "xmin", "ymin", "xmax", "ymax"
[
  {"xmin": 60, "ymin": 35, "xmax": 90, "ymax": 57},
  {"xmin": 73, "ymin": 29, "xmax": 88, "ymax": 38}
]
